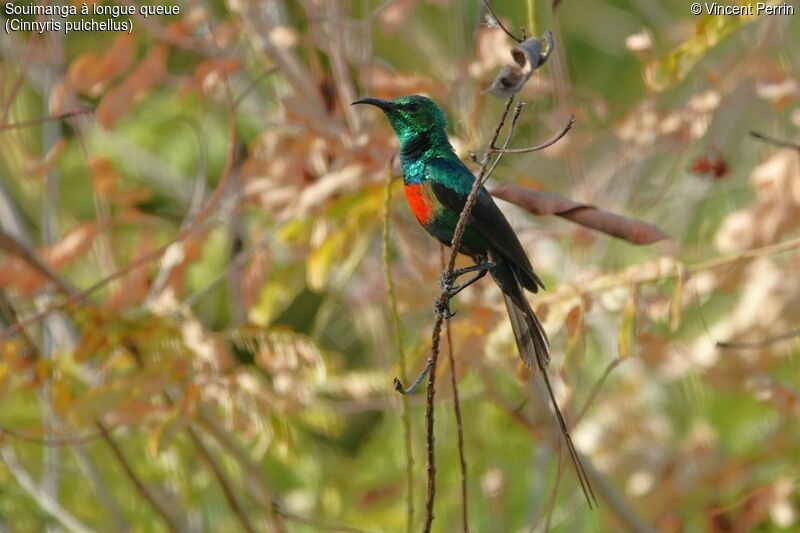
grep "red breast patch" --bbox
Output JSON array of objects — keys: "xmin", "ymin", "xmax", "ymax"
[{"xmin": 404, "ymin": 184, "xmax": 433, "ymax": 225}]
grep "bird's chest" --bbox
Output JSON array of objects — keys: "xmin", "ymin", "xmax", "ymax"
[{"xmin": 403, "ymin": 182, "xmax": 436, "ymax": 225}]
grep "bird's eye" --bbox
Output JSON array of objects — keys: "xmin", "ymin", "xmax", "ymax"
[{"xmin": 405, "ymin": 103, "xmax": 419, "ymax": 112}]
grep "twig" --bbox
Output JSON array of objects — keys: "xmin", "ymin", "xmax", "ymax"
[
  {"xmin": 0, "ymin": 15, "xmax": 239, "ymax": 342},
  {"xmin": 184, "ymin": 426, "xmax": 256, "ymax": 533},
  {"xmin": 126, "ymin": 343, "xmax": 258, "ymax": 532},
  {"xmin": 484, "ymin": 101, "xmax": 526, "ymax": 181},
  {"xmin": 532, "ymin": 235, "xmax": 800, "ymax": 308},
  {"xmin": 0, "ymin": 445, "xmax": 96, "ymax": 533},
  {"xmin": 419, "ymin": 96, "xmax": 518, "ymax": 533},
  {"xmin": 480, "ymin": 0, "xmax": 524, "ymax": 42},
  {"xmin": 749, "ymin": 130, "xmax": 800, "ymax": 151},
  {"xmin": 0, "ymin": 289, "xmax": 126, "ymax": 527},
  {"xmin": 574, "ymin": 358, "xmax": 623, "ymax": 426},
  {"xmin": 273, "ymin": 506, "xmax": 368, "ymax": 533},
  {"xmin": 233, "ymin": 67, "xmax": 278, "ymax": 108},
  {"xmin": 0, "ymin": 229, "xmax": 79, "ymax": 297},
  {"xmin": 482, "ymin": 369, "xmax": 653, "ymax": 532},
  {"xmin": 327, "ymin": 0, "xmax": 361, "ymax": 134},
  {"xmin": 0, "ymin": 107, "xmax": 94, "ymax": 131},
  {"xmin": 490, "ymin": 115, "xmax": 575, "ymax": 154},
  {"xmin": 687, "ymin": 236, "xmax": 800, "ymax": 273},
  {"xmin": 442, "ymin": 247, "xmax": 469, "ymax": 533},
  {"xmin": 530, "ymin": 450, "xmax": 564, "ymax": 533},
  {"xmin": 96, "ymin": 423, "xmax": 181, "ymax": 532},
  {"xmin": 194, "ymin": 408, "xmax": 285, "ymax": 530},
  {"xmin": 0, "ymin": 426, "xmax": 104, "ymax": 446},
  {"xmin": 382, "ymin": 167, "xmax": 415, "ymax": 532},
  {"xmin": 716, "ymin": 330, "xmax": 800, "ymax": 350}
]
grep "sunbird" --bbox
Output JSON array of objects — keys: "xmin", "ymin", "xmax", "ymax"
[{"xmin": 353, "ymin": 95, "xmax": 595, "ymax": 506}]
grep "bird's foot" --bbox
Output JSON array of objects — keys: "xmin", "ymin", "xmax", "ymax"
[{"xmin": 440, "ymin": 262, "xmax": 495, "ymax": 293}]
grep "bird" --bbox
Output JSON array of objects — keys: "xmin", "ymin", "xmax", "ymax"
[{"xmin": 353, "ymin": 94, "xmax": 596, "ymax": 507}]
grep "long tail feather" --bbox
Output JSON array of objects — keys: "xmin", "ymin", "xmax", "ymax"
[{"xmin": 502, "ymin": 291, "xmax": 598, "ymax": 508}]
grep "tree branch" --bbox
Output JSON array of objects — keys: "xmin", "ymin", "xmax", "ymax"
[
  {"xmin": 442, "ymin": 247, "xmax": 469, "ymax": 533},
  {"xmin": 96, "ymin": 423, "xmax": 181, "ymax": 532},
  {"xmin": 0, "ymin": 445, "xmax": 96, "ymax": 533},
  {"xmin": 418, "ymin": 96, "xmax": 517, "ymax": 532},
  {"xmin": 480, "ymin": 0, "xmax": 524, "ymax": 43},
  {"xmin": 716, "ymin": 330, "xmax": 800, "ymax": 350},
  {"xmin": 490, "ymin": 114, "xmax": 575, "ymax": 154},
  {"xmin": 750, "ymin": 130, "xmax": 800, "ymax": 151}
]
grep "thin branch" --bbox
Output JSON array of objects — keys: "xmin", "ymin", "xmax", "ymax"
[
  {"xmin": 419, "ymin": 95, "xmax": 518, "ymax": 533},
  {"xmin": 0, "ymin": 107, "xmax": 94, "ymax": 131},
  {"xmin": 442, "ymin": 247, "xmax": 469, "ymax": 533},
  {"xmin": 195, "ymin": 409, "xmax": 285, "ymax": 531},
  {"xmin": 485, "ymin": 101, "xmax": 526, "ymax": 180},
  {"xmin": 233, "ymin": 67, "xmax": 278, "ymax": 108},
  {"xmin": 184, "ymin": 426, "xmax": 256, "ymax": 533},
  {"xmin": 0, "ymin": 42, "xmax": 236, "ymax": 339},
  {"xmin": 273, "ymin": 506, "xmax": 368, "ymax": 533},
  {"xmin": 0, "ymin": 16, "xmax": 239, "ymax": 342},
  {"xmin": 0, "ymin": 445, "xmax": 96, "ymax": 533},
  {"xmin": 96, "ymin": 423, "xmax": 181, "ymax": 532},
  {"xmin": 716, "ymin": 330, "xmax": 800, "ymax": 350},
  {"xmin": 0, "ymin": 229, "xmax": 79, "ymax": 297},
  {"xmin": 0, "ymin": 287, "xmax": 126, "ymax": 527},
  {"xmin": 687, "ymin": 236, "xmax": 800, "ymax": 273},
  {"xmin": 532, "ymin": 235, "xmax": 800, "ymax": 308},
  {"xmin": 749, "ymin": 130, "xmax": 800, "ymax": 151},
  {"xmin": 529, "ymin": 450, "xmax": 564, "ymax": 533},
  {"xmin": 490, "ymin": 114, "xmax": 575, "ymax": 154},
  {"xmin": 481, "ymin": 0, "xmax": 524, "ymax": 42},
  {"xmin": 0, "ymin": 426, "xmax": 104, "ymax": 446},
  {"xmin": 0, "ymin": 289, "xmax": 39, "ymax": 362},
  {"xmin": 383, "ymin": 167, "xmax": 415, "ymax": 532},
  {"xmin": 481, "ymin": 367, "xmax": 654, "ymax": 532},
  {"xmin": 126, "ymin": 343, "xmax": 258, "ymax": 532},
  {"xmin": 327, "ymin": 0, "xmax": 362, "ymax": 134},
  {"xmin": 574, "ymin": 358, "xmax": 623, "ymax": 425}
]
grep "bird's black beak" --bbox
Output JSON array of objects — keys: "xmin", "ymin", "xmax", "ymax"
[{"xmin": 351, "ymin": 97, "xmax": 397, "ymax": 112}]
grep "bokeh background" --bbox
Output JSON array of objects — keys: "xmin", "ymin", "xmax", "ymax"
[{"xmin": 1, "ymin": 0, "xmax": 799, "ymax": 531}]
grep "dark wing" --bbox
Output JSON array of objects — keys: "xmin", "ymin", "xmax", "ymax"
[{"xmin": 425, "ymin": 157, "xmax": 544, "ymax": 292}]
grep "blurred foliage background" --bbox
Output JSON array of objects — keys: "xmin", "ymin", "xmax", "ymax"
[{"xmin": 1, "ymin": 0, "xmax": 799, "ymax": 531}]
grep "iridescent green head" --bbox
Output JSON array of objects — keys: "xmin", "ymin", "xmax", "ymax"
[{"xmin": 352, "ymin": 95, "xmax": 448, "ymax": 143}]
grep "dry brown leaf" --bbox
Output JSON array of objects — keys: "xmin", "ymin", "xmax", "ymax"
[
  {"xmin": 491, "ymin": 184, "xmax": 671, "ymax": 245},
  {"xmin": 105, "ymin": 233, "xmax": 154, "ymax": 310},
  {"xmin": 24, "ymin": 138, "xmax": 67, "ymax": 179},
  {"xmin": 96, "ymin": 45, "xmax": 168, "ymax": 129},
  {"xmin": 88, "ymin": 156, "xmax": 120, "ymax": 198},
  {"xmin": 192, "ymin": 58, "xmax": 241, "ymax": 96},
  {"xmin": 485, "ymin": 34, "xmax": 552, "ymax": 98},
  {"xmin": 378, "ymin": 0, "xmax": 417, "ymax": 34},
  {"xmin": 41, "ymin": 223, "xmax": 100, "ymax": 268},
  {"xmin": 66, "ymin": 33, "xmax": 135, "ymax": 96},
  {"xmin": 358, "ymin": 65, "xmax": 441, "ymax": 101}
]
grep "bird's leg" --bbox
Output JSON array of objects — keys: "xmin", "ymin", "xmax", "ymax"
[
  {"xmin": 440, "ymin": 262, "xmax": 495, "ymax": 297},
  {"xmin": 447, "ymin": 267, "xmax": 491, "ymax": 298},
  {"xmin": 436, "ymin": 261, "xmax": 495, "ymax": 320}
]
